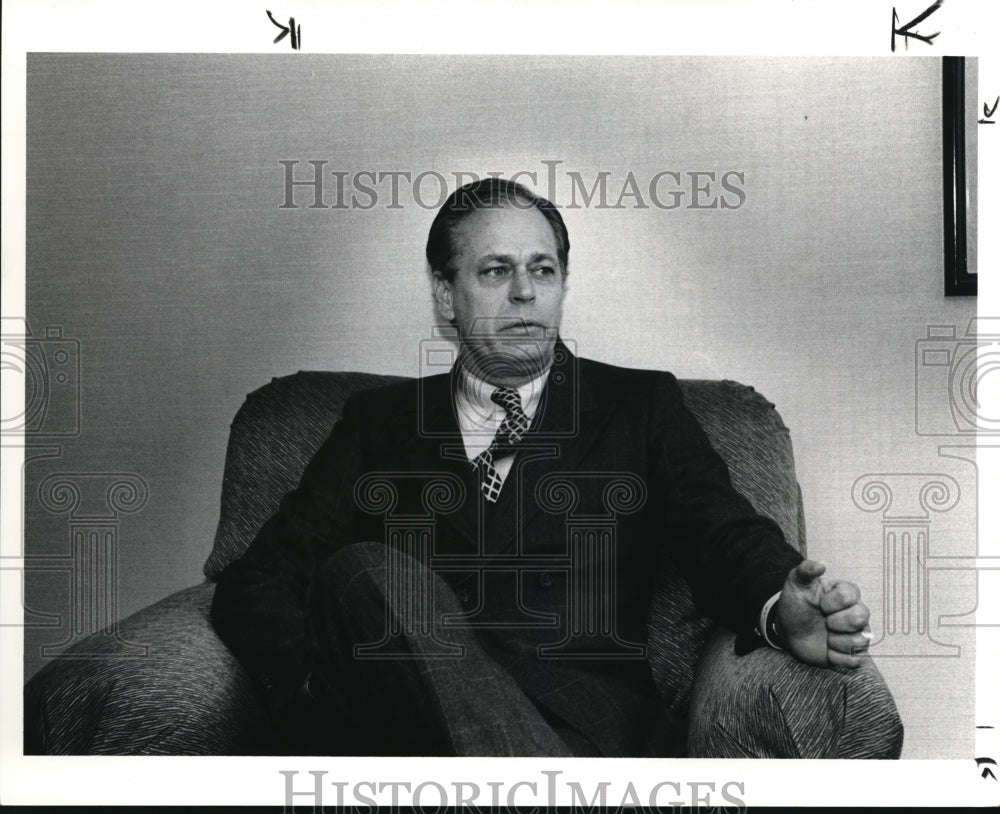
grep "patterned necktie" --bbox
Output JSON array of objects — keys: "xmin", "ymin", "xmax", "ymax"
[{"xmin": 471, "ymin": 386, "xmax": 530, "ymax": 503}]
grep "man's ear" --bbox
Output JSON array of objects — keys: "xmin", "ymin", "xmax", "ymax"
[{"xmin": 431, "ymin": 272, "xmax": 455, "ymax": 322}]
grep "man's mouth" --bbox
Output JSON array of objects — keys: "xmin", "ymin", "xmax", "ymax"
[{"xmin": 501, "ymin": 320, "xmax": 545, "ymax": 332}]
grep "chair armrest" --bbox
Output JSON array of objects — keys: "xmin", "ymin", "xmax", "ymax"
[
  {"xmin": 24, "ymin": 582, "xmax": 271, "ymax": 755},
  {"xmin": 687, "ymin": 628, "xmax": 903, "ymax": 758}
]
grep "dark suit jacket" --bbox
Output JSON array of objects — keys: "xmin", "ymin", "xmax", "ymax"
[{"xmin": 211, "ymin": 342, "xmax": 802, "ymax": 755}]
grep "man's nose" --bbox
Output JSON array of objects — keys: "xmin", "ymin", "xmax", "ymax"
[{"xmin": 509, "ymin": 268, "xmax": 535, "ymax": 303}]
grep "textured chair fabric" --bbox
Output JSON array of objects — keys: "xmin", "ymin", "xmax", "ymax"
[
  {"xmin": 23, "ymin": 582, "xmax": 271, "ymax": 755},
  {"xmin": 203, "ymin": 372, "xmax": 406, "ymax": 581},
  {"xmin": 23, "ymin": 370, "xmax": 903, "ymax": 757},
  {"xmin": 689, "ymin": 629, "xmax": 905, "ymax": 758}
]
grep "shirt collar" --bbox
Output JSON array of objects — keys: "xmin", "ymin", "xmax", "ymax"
[{"xmin": 454, "ymin": 360, "xmax": 550, "ymax": 436}]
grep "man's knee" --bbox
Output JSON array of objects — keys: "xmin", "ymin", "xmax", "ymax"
[
  {"xmin": 310, "ymin": 541, "xmax": 391, "ymax": 612},
  {"xmin": 310, "ymin": 541, "xmax": 456, "ymax": 615},
  {"xmin": 326, "ymin": 540, "xmax": 389, "ymax": 575}
]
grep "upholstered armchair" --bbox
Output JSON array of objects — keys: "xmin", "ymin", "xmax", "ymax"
[{"xmin": 23, "ymin": 372, "xmax": 904, "ymax": 757}]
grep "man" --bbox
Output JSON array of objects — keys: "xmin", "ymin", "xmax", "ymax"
[{"xmin": 211, "ymin": 178, "xmax": 873, "ymax": 757}]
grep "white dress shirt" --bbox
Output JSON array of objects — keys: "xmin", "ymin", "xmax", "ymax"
[{"xmin": 454, "ymin": 363, "xmax": 550, "ymax": 491}]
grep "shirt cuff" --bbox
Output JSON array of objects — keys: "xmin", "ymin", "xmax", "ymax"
[
  {"xmin": 733, "ymin": 590, "xmax": 785, "ymax": 655},
  {"xmin": 757, "ymin": 590, "xmax": 784, "ymax": 650}
]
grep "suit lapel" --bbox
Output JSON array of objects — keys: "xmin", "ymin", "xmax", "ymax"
[
  {"xmin": 395, "ymin": 369, "xmax": 482, "ymax": 553},
  {"xmin": 490, "ymin": 341, "xmax": 618, "ymax": 553}
]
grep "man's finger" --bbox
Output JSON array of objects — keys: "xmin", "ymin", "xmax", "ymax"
[
  {"xmin": 788, "ymin": 559, "xmax": 826, "ymax": 588},
  {"xmin": 819, "ymin": 580, "xmax": 861, "ymax": 614},
  {"xmin": 828, "ymin": 628, "xmax": 872, "ymax": 656},
  {"xmin": 825, "ymin": 604, "xmax": 871, "ymax": 632}
]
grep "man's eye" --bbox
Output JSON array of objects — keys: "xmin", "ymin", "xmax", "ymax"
[
  {"xmin": 483, "ymin": 266, "xmax": 509, "ymax": 276},
  {"xmin": 532, "ymin": 266, "xmax": 556, "ymax": 276}
]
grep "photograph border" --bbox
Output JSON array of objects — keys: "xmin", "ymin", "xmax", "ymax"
[{"xmin": 2, "ymin": 1, "xmax": 999, "ymax": 809}]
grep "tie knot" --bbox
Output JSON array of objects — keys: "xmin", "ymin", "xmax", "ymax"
[
  {"xmin": 489, "ymin": 386, "xmax": 529, "ymax": 448},
  {"xmin": 491, "ymin": 386, "xmax": 523, "ymax": 415}
]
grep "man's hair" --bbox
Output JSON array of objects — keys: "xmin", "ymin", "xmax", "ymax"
[{"xmin": 425, "ymin": 177, "xmax": 570, "ymax": 281}]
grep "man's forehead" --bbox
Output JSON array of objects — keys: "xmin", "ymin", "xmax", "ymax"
[{"xmin": 451, "ymin": 204, "xmax": 559, "ymax": 256}]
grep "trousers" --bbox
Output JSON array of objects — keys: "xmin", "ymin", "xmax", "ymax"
[{"xmin": 296, "ymin": 541, "xmax": 605, "ymax": 756}]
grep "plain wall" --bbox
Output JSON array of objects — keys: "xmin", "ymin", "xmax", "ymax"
[{"xmin": 23, "ymin": 54, "xmax": 977, "ymax": 758}]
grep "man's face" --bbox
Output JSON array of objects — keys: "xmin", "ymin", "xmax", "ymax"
[{"xmin": 433, "ymin": 203, "xmax": 567, "ymax": 386}]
